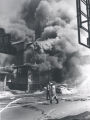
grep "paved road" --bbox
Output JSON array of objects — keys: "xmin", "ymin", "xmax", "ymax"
[
  {"xmin": 0, "ymin": 96, "xmax": 57, "ymax": 120},
  {"xmin": 1, "ymin": 95, "xmax": 90, "ymax": 120}
]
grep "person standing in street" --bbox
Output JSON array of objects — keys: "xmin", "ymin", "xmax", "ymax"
[
  {"xmin": 46, "ymin": 83, "xmax": 50, "ymax": 100},
  {"xmin": 49, "ymin": 82, "xmax": 59, "ymax": 104}
]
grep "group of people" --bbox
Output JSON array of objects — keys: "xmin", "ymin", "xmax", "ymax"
[{"xmin": 46, "ymin": 82, "xmax": 59, "ymax": 104}]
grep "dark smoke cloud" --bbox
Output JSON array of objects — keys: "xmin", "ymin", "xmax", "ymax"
[
  {"xmin": 0, "ymin": 0, "xmax": 90, "ymax": 88},
  {"xmin": 0, "ymin": 0, "xmax": 35, "ymax": 42},
  {"xmin": 8, "ymin": 18, "xmax": 34, "ymax": 42},
  {"xmin": 21, "ymin": 0, "xmax": 83, "ymax": 85},
  {"xmin": 0, "ymin": 0, "xmax": 35, "ymax": 67},
  {"xmin": 21, "ymin": 0, "xmax": 41, "ymax": 38},
  {"xmin": 41, "ymin": 26, "xmax": 57, "ymax": 40},
  {"xmin": 47, "ymin": 18, "xmax": 66, "ymax": 27}
]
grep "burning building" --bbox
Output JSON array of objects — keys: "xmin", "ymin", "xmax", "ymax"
[{"xmin": 0, "ymin": 0, "xmax": 90, "ymax": 93}]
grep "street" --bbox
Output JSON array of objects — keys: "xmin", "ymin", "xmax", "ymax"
[{"xmin": 1, "ymin": 93, "xmax": 90, "ymax": 120}]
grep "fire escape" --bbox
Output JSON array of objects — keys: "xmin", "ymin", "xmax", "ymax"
[{"xmin": 76, "ymin": 0, "xmax": 90, "ymax": 48}]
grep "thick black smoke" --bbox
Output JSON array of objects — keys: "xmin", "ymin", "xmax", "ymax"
[
  {"xmin": 20, "ymin": 0, "xmax": 84, "ymax": 86},
  {"xmin": 1, "ymin": 0, "xmax": 90, "ymax": 88},
  {"xmin": 21, "ymin": 0, "xmax": 41, "ymax": 38}
]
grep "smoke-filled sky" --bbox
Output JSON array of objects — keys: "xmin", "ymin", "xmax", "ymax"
[
  {"xmin": 0, "ymin": 0, "xmax": 75, "ymax": 27},
  {"xmin": 0, "ymin": 0, "xmax": 75, "ymax": 12},
  {"xmin": 0, "ymin": 0, "xmax": 75, "ymax": 16},
  {"xmin": 0, "ymin": 0, "xmax": 75, "ymax": 14},
  {"xmin": 0, "ymin": 0, "xmax": 90, "ymax": 92},
  {"xmin": 0, "ymin": 0, "xmax": 27, "ymax": 17}
]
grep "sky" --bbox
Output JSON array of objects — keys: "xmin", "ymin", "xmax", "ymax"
[
  {"xmin": 0, "ymin": 0, "xmax": 75, "ymax": 17},
  {"xmin": 67, "ymin": 0, "xmax": 75, "ymax": 6},
  {"xmin": 0, "ymin": 0, "xmax": 76, "ymax": 28},
  {"xmin": 0, "ymin": 0, "xmax": 26, "ymax": 18}
]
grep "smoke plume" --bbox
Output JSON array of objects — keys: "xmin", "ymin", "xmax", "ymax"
[
  {"xmin": 0, "ymin": 0, "xmax": 34, "ymax": 67},
  {"xmin": 0, "ymin": 0, "xmax": 90, "ymax": 91},
  {"xmin": 21, "ymin": 0, "xmax": 82, "ymax": 86}
]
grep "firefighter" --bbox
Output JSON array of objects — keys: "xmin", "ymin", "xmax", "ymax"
[
  {"xmin": 49, "ymin": 82, "xmax": 59, "ymax": 104},
  {"xmin": 46, "ymin": 83, "xmax": 50, "ymax": 100}
]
